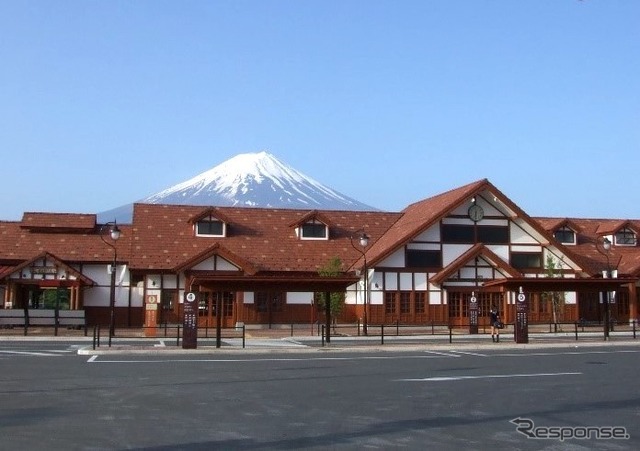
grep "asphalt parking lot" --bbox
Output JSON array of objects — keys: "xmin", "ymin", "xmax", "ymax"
[{"xmin": 1, "ymin": 338, "xmax": 639, "ymax": 450}]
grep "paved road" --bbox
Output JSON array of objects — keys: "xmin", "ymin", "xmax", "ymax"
[{"xmin": 1, "ymin": 341, "xmax": 639, "ymax": 450}]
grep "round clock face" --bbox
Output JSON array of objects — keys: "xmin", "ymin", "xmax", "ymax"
[{"xmin": 468, "ymin": 204, "xmax": 484, "ymax": 222}]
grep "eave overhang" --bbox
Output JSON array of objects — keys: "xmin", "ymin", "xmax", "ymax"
[
  {"xmin": 483, "ymin": 277, "xmax": 638, "ymax": 292},
  {"xmin": 187, "ymin": 271, "xmax": 359, "ymax": 292}
]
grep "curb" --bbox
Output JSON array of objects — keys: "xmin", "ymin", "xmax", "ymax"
[{"xmin": 76, "ymin": 338, "xmax": 640, "ymax": 356}]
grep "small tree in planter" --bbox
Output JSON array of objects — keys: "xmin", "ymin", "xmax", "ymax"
[
  {"xmin": 316, "ymin": 257, "xmax": 346, "ymax": 334},
  {"xmin": 542, "ymin": 255, "xmax": 566, "ymax": 332}
]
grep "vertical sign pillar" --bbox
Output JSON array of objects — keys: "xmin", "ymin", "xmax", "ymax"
[
  {"xmin": 469, "ymin": 292, "xmax": 478, "ymax": 334},
  {"xmin": 183, "ymin": 292, "xmax": 198, "ymax": 349},
  {"xmin": 514, "ymin": 287, "xmax": 529, "ymax": 344},
  {"xmin": 144, "ymin": 295, "xmax": 158, "ymax": 337}
]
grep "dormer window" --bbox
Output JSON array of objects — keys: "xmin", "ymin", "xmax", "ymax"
[
  {"xmin": 195, "ymin": 215, "xmax": 226, "ymax": 237},
  {"xmin": 554, "ymin": 226, "xmax": 576, "ymax": 245},
  {"xmin": 300, "ymin": 219, "xmax": 328, "ymax": 240},
  {"xmin": 615, "ymin": 227, "xmax": 637, "ymax": 246}
]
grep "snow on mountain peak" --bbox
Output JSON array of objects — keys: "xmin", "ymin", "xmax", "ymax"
[{"xmin": 98, "ymin": 151, "xmax": 377, "ymax": 222}]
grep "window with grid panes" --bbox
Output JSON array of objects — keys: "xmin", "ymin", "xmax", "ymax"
[
  {"xmin": 415, "ymin": 292, "xmax": 426, "ymax": 313},
  {"xmin": 554, "ymin": 226, "xmax": 576, "ymax": 244},
  {"xmin": 448, "ymin": 293, "xmax": 461, "ymax": 317},
  {"xmin": 400, "ymin": 292, "xmax": 411, "ymax": 314},
  {"xmin": 195, "ymin": 215, "xmax": 225, "ymax": 237},
  {"xmin": 301, "ymin": 220, "xmax": 328, "ymax": 239},
  {"xmin": 615, "ymin": 228, "xmax": 637, "ymax": 246},
  {"xmin": 385, "ymin": 292, "xmax": 396, "ymax": 314}
]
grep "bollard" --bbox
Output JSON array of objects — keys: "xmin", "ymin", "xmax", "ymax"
[
  {"xmin": 574, "ymin": 322, "xmax": 578, "ymax": 341},
  {"xmin": 242, "ymin": 324, "xmax": 246, "ymax": 348},
  {"xmin": 633, "ymin": 320, "xmax": 636, "ymax": 340},
  {"xmin": 381, "ymin": 324, "xmax": 385, "ymax": 345},
  {"xmin": 321, "ymin": 325, "xmax": 325, "ymax": 347},
  {"xmin": 449, "ymin": 325, "xmax": 453, "ymax": 344}
]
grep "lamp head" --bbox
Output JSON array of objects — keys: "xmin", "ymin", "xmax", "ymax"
[
  {"xmin": 359, "ymin": 233, "xmax": 370, "ymax": 248},
  {"xmin": 110, "ymin": 222, "xmax": 121, "ymax": 241},
  {"xmin": 602, "ymin": 237, "xmax": 611, "ymax": 251}
]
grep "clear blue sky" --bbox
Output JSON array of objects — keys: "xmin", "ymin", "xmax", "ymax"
[{"xmin": 1, "ymin": 1, "xmax": 638, "ymax": 221}]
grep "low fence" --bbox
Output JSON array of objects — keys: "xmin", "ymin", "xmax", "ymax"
[
  {"xmin": 2, "ymin": 315, "xmax": 637, "ymax": 349},
  {"xmin": 91, "ymin": 324, "xmax": 246, "ymax": 349},
  {"xmin": 318, "ymin": 320, "xmax": 638, "ymax": 346}
]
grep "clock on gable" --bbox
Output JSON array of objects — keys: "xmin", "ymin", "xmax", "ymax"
[{"xmin": 468, "ymin": 204, "xmax": 484, "ymax": 222}]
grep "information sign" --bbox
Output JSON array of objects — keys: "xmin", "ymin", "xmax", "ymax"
[
  {"xmin": 469, "ymin": 292, "xmax": 478, "ymax": 334},
  {"xmin": 183, "ymin": 292, "xmax": 198, "ymax": 349},
  {"xmin": 515, "ymin": 287, "xmax": 529, "ymax": 343}
]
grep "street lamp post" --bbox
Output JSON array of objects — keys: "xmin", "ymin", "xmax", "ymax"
[
  {"xmin": 350, "ymin": 230, "xmax": 370, "ymax": 335},
  {"xmin": 100, "ymin": 221, "xmax": 121, "ymax": 346},
  {"xmin": 595, "ymin": 236, "xmax": 613, "ymax": 341}
]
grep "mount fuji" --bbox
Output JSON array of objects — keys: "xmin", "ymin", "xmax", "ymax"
[{"xmin": 98, "ymin": 151, "xmax": 378, "ymax": 223}]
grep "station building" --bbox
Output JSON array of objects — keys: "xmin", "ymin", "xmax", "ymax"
[{"xmin": 1, "ymin": 179, "xmax": 638, "ymax": 329}]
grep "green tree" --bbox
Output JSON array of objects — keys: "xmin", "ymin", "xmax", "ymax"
[
  {"xmin": 316, "ymin": 257, "xmax": 346, "ymax": 331},
  {"xmin": 542, "ymin": 255, "xmax": 566, "ymax": 331}
]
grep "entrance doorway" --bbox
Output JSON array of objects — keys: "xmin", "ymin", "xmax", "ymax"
[
  {"xmin": 448, "ymin": 291, "xmax": 502, "ymax": 326},
  {"xmin": 198, "ymin": 291, "xmax": 234, "ymax": 328},
  {"xmin": 17, "ymin": 286, "xmax": 70, "ymax": 310}
]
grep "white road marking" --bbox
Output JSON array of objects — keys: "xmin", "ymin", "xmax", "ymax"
[
  {"xmin": 423, "ymin": 350, "xmax": 460, "ymax": 357},
  {"xmin": 84, "ymin": 348, "xmax": 640, "ymax": 364},
  {"xmin": 0, "ymin": 350, "xmax": 62, "ymax": 357},
  {"xmin": 449, "ymin": 350, "xmax": 487, "ymax": 357},
  {"xmin": 87, "ymin": 354, "xmax": 459, "ymax": 364},
  {"xmin": 399, "ymin": 372, "xmax": 582, "ymax": 382},
  {"xmin": 492, "ymin": 350, "xmax": 640, "ymax": 358}
]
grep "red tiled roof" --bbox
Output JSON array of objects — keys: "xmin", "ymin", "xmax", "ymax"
[
  {"xmin": 536, "ymin": 218, "xmax": 583, "ymax": 233},
  {"xmin": 360, "ymin": 180, "xmax": 489, "ymax": 268},
  {"xmin": 288, "ymin": 210, "xmax": 335, "ymax": 228},
  {"xmin": 187, "ymin": 207, "xmax": 234, "ymax": 225},
  {"xmin": 534, "ymin": 217, "xmax": 640, "ymax": 277},
  {"xmin": 0, "ymin": 220, "xmax": 133, "ymax": 264},
  {"xmin": 129, "ymin": 203, "xmax": 402, "ymax": 273},
  {"xmin": 20, "ymin": 212, "xmax": 97, "ymax": 232},
  {"xmin": 3, "ymin": 180, "xmax": 640, "ymax": 282}
]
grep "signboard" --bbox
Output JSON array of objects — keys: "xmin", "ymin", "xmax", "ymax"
[
  {"xmin": 469, "ymin": 292, "xmax": 478, "ymax": 334},
  {"xmin": 32, "ymin": 267, "xmax": 58, "ymax": 275},
  {"xmin": 514, "ymin": 287, "xmax": 529, "ymax": 344},
  {"xmin": 144, "ymin": 295, "xmax": 158, "ymax": 337},
  {"xmin": 182, "ymin": 292, "xmax": 198, "ymax": 349}
]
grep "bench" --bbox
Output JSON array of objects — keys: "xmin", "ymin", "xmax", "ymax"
[{"xmin": 0, "ymin": 309, "xmax": 86, "ymax": 335}]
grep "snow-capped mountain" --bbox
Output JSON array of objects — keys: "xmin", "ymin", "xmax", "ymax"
[{"xmin": 98, "ymin": 151, "xmax": 377, "ymax": 223}]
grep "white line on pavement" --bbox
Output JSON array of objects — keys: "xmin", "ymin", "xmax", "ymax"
[
  {"xmin": 449, "ymin": 350, "xmax": 487, "ymax": 357},
  {"xmin": 399, "ymin": 372, "xmax": 582, "ymax": 382},
  {"xmin": 0, "ymin": 350, "xmax": 62, "ymax": 357},
  {"xmin": 423, "ymin": 350, "xmax": 460, "ymax": 357},
  {"xmin": 86, "ymin": 354, "xmax": 460, "ymax": 364}
]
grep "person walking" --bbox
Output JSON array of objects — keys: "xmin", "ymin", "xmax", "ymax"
[{"xmin": 490, "ymin": 306, "xmax": 501, "ymax": 342}]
